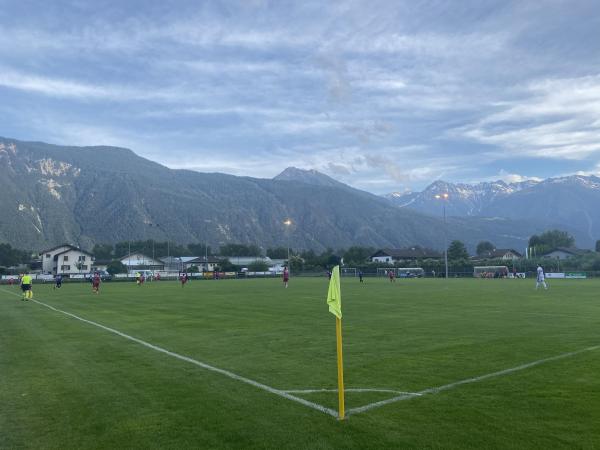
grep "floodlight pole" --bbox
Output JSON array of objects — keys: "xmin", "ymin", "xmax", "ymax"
[
  {"xmin": 435, "ymin": 193, "xmax": 449, "ymax": 279},
  {"xmin": 443, "ymin": 201, "xmax": 448, "ymax": 279},
  {"xmin": 204, "ymin": 219, "xmax": 211, "ymax": 272},
  {"xmin": 284, "ymin": 218, "xmax": 292, "ymax": 276}
]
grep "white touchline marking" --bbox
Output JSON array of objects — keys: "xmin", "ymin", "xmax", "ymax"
[
  {"xmin": 0, "ymin": 288, "xmax": 338, "ymax": 418},
  {"xmin": 283, "ymin": 388, "xmax": 422, "ymax": 396},
  {"xmin": 5, "ymin": 287, "xmax": 598, "ymax": 419},
  {"xmin": 346, "ymin": 344, "xmax": 600, "ymax": 416}
]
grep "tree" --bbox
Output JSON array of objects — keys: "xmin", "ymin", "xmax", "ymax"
[
  {"xmin": 342, "ymin": 246, "xmax": 375, "ymax": 265},
  {"xmin": 476, "ymin": 241, "xmax": 495, "ymax": 256},
  {"xmin": 219, "ymin": 244, "xmax": 260, "ymax": 257},
  {"xmin": 447, "ymin": 240, "xmax": 469, "ymax": 261},
  {"xmin": 218, "ymin": 258, "xmax": 238, "ymax": 271},
  {"xmin": 114, "ymin": 240, "xmax": 190, "ymax": 258},
  {"xmin": 529, "ymin": 230, "xmax": 575, "ymax": 247},
  {"xmin": 106, "ymin": 260, "xmax": 127, "ymax": 275},
  {"xmin": 596, "ymin": 240, "xmax": 600, "ymax": 252},
  {"xmin": 248, "ymin": 260, "xmax": 269, "ymax": 271},
  {"xmin": 529, "ymin": 230, "xmax": 575, "ymax": 251},
  {"xmin": 92, "ymin": 243, "xmax": 114, "ymax": 260},
  {"xmin": 187, "ymin": 243, "xmax": 212, "ymax": 256},
  {"xmin": 0, "ymin": 243, "xmax": 29, "ymax": 267},
  {"xmin": 267, "ymin": 247, "xmax": 288, "ymax": 259}
]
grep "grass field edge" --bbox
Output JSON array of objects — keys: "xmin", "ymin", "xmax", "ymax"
[{"xmin": 0, "ymin": 287, "xmax": 339, "ymax": 419}]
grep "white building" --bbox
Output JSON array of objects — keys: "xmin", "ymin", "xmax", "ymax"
[
  {"xmin": 541, "ymin": 247, "xmax": 588, "ymax": 260},
  {"xmin": 225, "ymin": 256, "xmax": 274, "ymax": 267},
  {"xmin": 479, "ymin": 249, "xmax": 522, "ymax": 260},
  {"xmin": 370, "ymin": 247, "xmax": 442, "ymax": 263},
  {"xmin": 161, "ymin": 256, "xmax": 220, "ymax": 272},
  {"xmin": 40, "ymin": 244, "xmax": 95, "ymax": 276},
  {"xmin": 119, "ymin": 253, "xmax": 164, "ymax": 271}
]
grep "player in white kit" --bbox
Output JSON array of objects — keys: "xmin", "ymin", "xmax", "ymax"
[{"xmin": 536, "ymin": 265, "xmax": 548, "ymax": 290}]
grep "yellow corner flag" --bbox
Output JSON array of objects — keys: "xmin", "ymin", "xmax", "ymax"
[
  {"xmin": 326, "ymin": 265, "xmax": 345, "ymax": 419},
  {"xmin": 327, "ymin": 265, "xmax": 342, "ymax": 319}
]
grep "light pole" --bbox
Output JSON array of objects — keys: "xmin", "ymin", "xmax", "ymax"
[
  {"xmin": 283, "ymin": 218, "xmax": 292, "ymax": 275},
  {"xmin": 434, "ymin": 193, "xmax": 449, "ymax": 279},
  {"xmin": 204, "ymin": 219, "xmax": 212, "ymax": 272}
]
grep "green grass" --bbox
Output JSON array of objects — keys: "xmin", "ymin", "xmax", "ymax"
[{"xmin": 1, "ymin": 277, "xmax": 600, "ymax": 449}]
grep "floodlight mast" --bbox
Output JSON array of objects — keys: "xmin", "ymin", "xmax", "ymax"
[
  {"xmin": 435, "ymin": 193, "xmax": 449, "ymax": 279},
  {"xmin": 283, "ymin": 218, "xmax": 292, "ymax": 276}
]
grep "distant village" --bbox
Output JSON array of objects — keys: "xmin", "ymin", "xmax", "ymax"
[{"xmin": 1, "ymin": 236, "xmax": 597, "ymax": 280}]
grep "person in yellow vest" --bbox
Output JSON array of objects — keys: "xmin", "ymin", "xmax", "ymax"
[{"xmin": 21, "ymin": 273, "xmax": 33, "ymax": 301}]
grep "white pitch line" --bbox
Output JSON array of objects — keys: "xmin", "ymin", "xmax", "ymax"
[
  {"xmin": 283, "ymin": 388, "xmax": 422, "ymax": 396},
  {"xmin": 347, "ymin": 344, "xmax": 600, "ymax": 416},
  {"xmin": 0, "ymin": 288, "xmax": 338, "ymax": 418}
]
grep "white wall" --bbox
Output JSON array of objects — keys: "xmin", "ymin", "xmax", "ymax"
[{"xmin": 41, "ymin": 245, "xmax": 71, "ymax": 274}]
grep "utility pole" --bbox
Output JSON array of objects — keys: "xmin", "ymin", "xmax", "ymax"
[{"xmin": 435, "ymin": 193, "xmax": 449, "ymax": 279}]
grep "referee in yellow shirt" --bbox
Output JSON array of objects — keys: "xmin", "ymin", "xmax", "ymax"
[{"xmin": 20, "ymin": 274, "xmax": 33, "ymax": 301}]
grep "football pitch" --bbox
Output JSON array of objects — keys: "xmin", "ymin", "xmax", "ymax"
[{"xmin": 1, "ymin": 277, "xmax": 600, "ymax": 449}]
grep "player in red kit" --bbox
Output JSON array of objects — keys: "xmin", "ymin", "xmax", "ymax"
[
  {"xmin": 180, "ymin": 272, "xmax": 188, "ymax": 287},
  {"xmin": 283, "ymin": 266, "xmax": 289, "ymax": 288},
  {"xmin": 92, "ymin": 272, "xmax": 101, "ymax": 294}
]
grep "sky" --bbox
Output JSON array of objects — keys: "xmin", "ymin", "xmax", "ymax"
[{"xmin": 1, "ymin": 0, "xmax": 600, "ymax": 194}]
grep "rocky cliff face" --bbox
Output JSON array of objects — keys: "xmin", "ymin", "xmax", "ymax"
[{"xmin": 0, "ymin": 137, "xmax": 562, "ymax": 252}]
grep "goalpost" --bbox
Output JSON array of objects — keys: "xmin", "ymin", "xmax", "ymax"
[
  {"xmin": 377, "ymin": 268, "xmax": 396, "ymax": 277},
  {"xmin": 376, "ymin": 268, "xmax": 425, "ymax": 278},
  {"xmin": 341, "ymin": 267, "xmax": 357, "ymax": 277}
]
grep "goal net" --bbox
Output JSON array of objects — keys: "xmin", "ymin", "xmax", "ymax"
[
  {"xmin": 341, "ymin": 267, "xmax": 357, "ymax": 277},
  {"xmin": 377, "ymin": 268, "xmax": 396, "ymax": 277}
]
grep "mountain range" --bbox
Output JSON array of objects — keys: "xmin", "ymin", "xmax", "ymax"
[
  {"xmin": 0, "ymin": 136, "xmax": 593, "ymax": 253},
  {"xmin": 386, "ymin": 177, "xmax": 600, "ymax": 248}
]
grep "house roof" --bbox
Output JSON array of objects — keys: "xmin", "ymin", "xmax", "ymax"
[
  {"xmin": 119, "ymin": 253, "xmax": 162, "ymax": 263},
  {"xmin": 160, "ymin": 256, "xmax": 197, "ymax": 264},
  {"xmin": 40, "ymin": 243, "xmax": 79, "ymax": 254},
  {"xmin": 93, "ymin": 259, "xmax": 112, "ymax": 265},
  {"xmin": 52, "ymin": 247, "xmax": 94, "ymax": 259},
  {"xmin": 371, "ymin": 247, "xmax": 442, "ymax": 259},
  {"xmin": 542, "ymin": 247, "xmax": 588, "ymax": 256},
  {"xmin": 481, "ymin": 248, "xmax": 522, "ymax": 258},
  {"xmin": 187, "ymin": 256, "xmax": 221, "ymax": 264}
]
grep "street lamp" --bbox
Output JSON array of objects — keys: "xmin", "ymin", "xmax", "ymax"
[
  {"xmin": 283, "ymin": 218, "xmax": 292, "ymax": 275},
  {"xmin": 434, "ymin": 193, "xmax": 449, "ymax": 279},
  {"xmin": 204, "ymin": 219, "xmax": 212, "ymax": 272}
]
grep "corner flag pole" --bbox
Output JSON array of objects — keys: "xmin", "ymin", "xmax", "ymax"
[
  {"xmin": 335, "ymin": 315, "xmax": 345, "ymax": 420},
  {"xmin": 326, "ymin": 265, "xmax": 345, "ymax": 420}
]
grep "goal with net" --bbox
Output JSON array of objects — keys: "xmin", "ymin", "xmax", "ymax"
[{"xmin": 341, "ymin": 267, "xmax": 357, "ymax": 277}]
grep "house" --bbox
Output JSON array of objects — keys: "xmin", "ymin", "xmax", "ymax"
[
  {"xmin": 91, "ymin": 259, "xmax": 111, "ymax": 272},
  {"xmin": 541, "ymin": 247, "xmax": 589, "ymax": 260},
  {"xmin": 161, "ymin": 256, "xmax": 198, "ymax": 272},
  {"xmin": 120, "ymin": 253, "xmax": 165, "ymax": 271},
  {"xmin": 370, "ymin": 247, "xmax": 442, "ymax": 263},
  {"xmin": 161, "ymin": 256, "xmax": 220, "ymax": 272},
  {"xmin": 224, "ymin": 256, "xmax": 274, "ymax": 268},
  {"xmin": 479, "ymin": 249, "xmax": 522, "ymax": 260},
  {"xmin": 186, "ymin": 256, "xmax": 220, "ymax": 272},
  {"xmin": 40, "ymin": 244, "xmax": 95, "ymax": 276}
]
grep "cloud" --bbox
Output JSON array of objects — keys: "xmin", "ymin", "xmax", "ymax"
[
  {"xmin": 2, "ymin": 1, "xmax": 600, "ymax": 195},
  {"xmin": 326, "ymin": 162, "xmax": 352, "ymax": 176},
  {"xmin": 573, "ymin": 163, "xmax": 600, "ymax": 177},
  {"xmin": 458, "ymin": 75, "xmax": 600, "ymax": 160},
  {"xmin": 496, "ymin": 170, "xmax": 542, "ymax": 184},
  {"xmin": 0, "ymin": 68, "xmax": 191, "ymax": 102}
]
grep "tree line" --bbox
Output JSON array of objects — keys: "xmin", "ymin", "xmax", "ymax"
[{"xmin": 2, "ymin": 229, "xmax": 600, "ymax": 273}]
